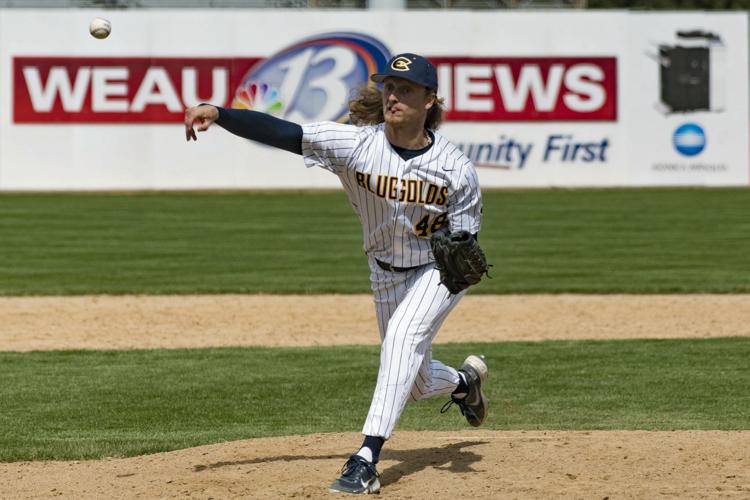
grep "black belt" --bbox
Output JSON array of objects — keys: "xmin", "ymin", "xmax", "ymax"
[{"xmin": 375, "ymin": 259, "xmax": 423, "ymax": 273}]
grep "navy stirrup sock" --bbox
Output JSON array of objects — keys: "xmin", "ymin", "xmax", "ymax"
[
  {"xmin": 357, "ymin": 435, "xmax": 385, "ymax": 464},
  {"xmin": 452, "ymin": 371, "xmax": 470, "ymax": 399}
]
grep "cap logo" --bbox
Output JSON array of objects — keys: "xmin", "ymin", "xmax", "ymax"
[{"xmin": 391, "ymin": 56, "xmax": 412, "ymax": 71}]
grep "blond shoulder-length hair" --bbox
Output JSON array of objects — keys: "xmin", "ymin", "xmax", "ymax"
[{"xmin": 347, "ymin": 84, "xmax": 445, "ymax": 130}]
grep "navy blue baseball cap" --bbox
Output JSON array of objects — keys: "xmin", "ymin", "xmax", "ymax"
[{"xmin": 371, "ymin": 53, "xmax": 438, "ymax": 90}]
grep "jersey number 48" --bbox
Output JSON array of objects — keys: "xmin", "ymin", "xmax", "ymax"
[{"xmin": 414, "ymin": 213, "xmax": 448, "ymax": 237}]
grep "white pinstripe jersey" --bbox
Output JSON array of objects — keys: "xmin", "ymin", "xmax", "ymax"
[{"xmin": 301, "ymin": 122, "xmax": 482, "ymax": 268}]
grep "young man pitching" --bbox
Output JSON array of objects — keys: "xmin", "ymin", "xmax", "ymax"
[{"xmin": 184, "ymin": 52, "xmax": 490, "ymax": 495}]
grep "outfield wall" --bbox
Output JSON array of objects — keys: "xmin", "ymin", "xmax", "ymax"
[{"xmin": 0, "ymin": 9, "xmax": 747, "ymax": 190}]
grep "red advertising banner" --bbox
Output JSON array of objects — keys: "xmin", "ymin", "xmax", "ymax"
[
  {"xmin": 13, "ymin": 55, "xmax": 616, "ymax": 123},
  {"xmin": 13, "ymin": 57, "xmax": 260, "ymax": 123},
  {"xmin": 431, "ymin": 56, "xmax": 617, "ymax": 121}
]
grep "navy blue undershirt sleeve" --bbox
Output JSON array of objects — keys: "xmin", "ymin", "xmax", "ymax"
[{"xmin": 214, "ymin": 107, "xmax": 303, "ymax": 155}]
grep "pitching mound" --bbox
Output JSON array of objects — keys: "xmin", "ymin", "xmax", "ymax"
[{"xmin": 2, "ymin": 431, "xmax": 748, "ymax": 499}]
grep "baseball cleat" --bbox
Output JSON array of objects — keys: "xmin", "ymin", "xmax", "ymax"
[
  {"xmin": 329, "ymin": 455, "xmax": 381, "ymax": 495},
  {"xmin": 441, "ymin": 354, "xmax": 489, "ymax": 427}
]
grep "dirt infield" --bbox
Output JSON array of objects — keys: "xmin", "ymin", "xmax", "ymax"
[
  {"xmin": 1, "ymin": 294, "xmax": 749, "ymax": 351},
  {"xmin": 1, "ymin": 294, "xmax": 749, "ymax": 499}
]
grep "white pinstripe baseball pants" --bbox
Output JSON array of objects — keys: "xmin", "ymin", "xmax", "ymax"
[{"xmin": 362, "ymin": 258, "xmax": 465, "ymax": 439}]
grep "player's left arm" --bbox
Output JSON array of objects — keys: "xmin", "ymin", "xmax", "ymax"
[
  {"xmin": 430, "ymin": 162, "xmax": 489, "ymax": 294},
  {"xmin": 446, "ymin": 161, "xmax": 483, "ymax": 236}
]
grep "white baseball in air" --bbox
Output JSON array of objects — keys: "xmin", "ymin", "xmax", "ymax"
[{"xmin": 89, "ymin": 17, "xmax": 111, "ymax": 39}]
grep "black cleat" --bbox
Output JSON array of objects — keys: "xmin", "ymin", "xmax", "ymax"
[
  {"xmin": 329, "ymin": 455, "xmax": 381, "ymax": 494},
  {"xmin": 441, "ymin": 354, "xmax": 489, "ymax": 427}
]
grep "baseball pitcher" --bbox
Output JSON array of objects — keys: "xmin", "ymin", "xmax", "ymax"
[{"xmin": 184, "ymin": 52, "xmax": 490, "ymax": 495}]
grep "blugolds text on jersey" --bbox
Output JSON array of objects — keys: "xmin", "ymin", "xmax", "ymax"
[{"xmin": 355, "ymin": 172, "xmax": 449, "ymax": 206}]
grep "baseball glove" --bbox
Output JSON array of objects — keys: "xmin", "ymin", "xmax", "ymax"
[{"xmin": 430, "ymin": 230, "xmax": 491, "ymax": 294}]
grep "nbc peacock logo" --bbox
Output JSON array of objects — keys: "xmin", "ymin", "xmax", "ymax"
[
  {"xmin": 232, "ymin": 33, "xmax": 390, "ymax": 123},
  {"xmin": 233, "ymin": 82, "xmax": 284, "ymax": 114}
]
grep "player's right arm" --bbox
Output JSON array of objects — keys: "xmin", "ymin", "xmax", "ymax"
[
  {"xmin": 184, "ymin": 104, "xmax": 363, "ymax": 175},
  {"xmin": 300, "ymin": 122, "xmax": 362, "ymax": 174},
  {"xmin": 184, "ymin": 104, "xmax": 218, "ymax": 141},
  {"xmin": 184, "ymin": 104, "xmax": 303, "ymax": 155}
]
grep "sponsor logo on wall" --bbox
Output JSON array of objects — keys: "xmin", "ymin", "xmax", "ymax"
[
  {"xmin": 646, "ymin": 30, "xmax": 730, "ymax": 177},
  {"xmin": 432, "ymin": 57, "xmax": 617, "ymax": 122},
  {"xmin": 13, "ymin": 57, "xmax": 260, "ymax": 123},
  {"xmin": 231, "ymin": 33, "xmax": 390, "ymax": 123},
  {"xmin": 13, "ymin": 33, "xmax": 617, "ymax": 127},
  {"xmin": 13, "ymin": 32, "xmax": 390, "ymax": 124},
  {"xmin": 455, "ymin": 134, "xmax": 611, "ymax": 170},
  {"xmin": 673, "ymin": 123, "xmax": 706, "ymax": 157},
  {"xmin": 652, "ymin": 122, "xmax": 727, "ymax": 174}
]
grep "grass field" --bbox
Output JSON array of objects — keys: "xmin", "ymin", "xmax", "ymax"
[
  {"xmin": 1, "ymin": 188, "xmax": 749, "ymax": 463},
  {"xmin": 1, "ymin": 338, "xmax": 749, "ymax": 462},
  {"xmin": 1, "ymin": 188, "xmax": 749, "ymax": 294}
]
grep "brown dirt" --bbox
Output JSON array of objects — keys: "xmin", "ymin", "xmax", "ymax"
[
  {"xmin": 1, "ymin": 294, "xmax": 749, "ymax": 499},
  {"xmin": 2, "ymin": 431, "xmax": 749, "ymax": 499},
  {"xmin": 2, "ymin": 294, "xmax": 749, "ymax": 351}
]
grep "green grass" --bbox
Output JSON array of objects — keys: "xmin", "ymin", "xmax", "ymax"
[
  {"xmin": 0, "ymin": 191, "xmax": 365, "ymax": 295},
  {"xmin": 0, "ymin": 188, "xmax": 749, "ymax": 294},
  {"xmin": 1, "ymin": 338, "xmax": 748, "ymax": 462}
]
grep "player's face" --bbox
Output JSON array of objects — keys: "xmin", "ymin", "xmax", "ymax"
[{"xmin": 382, "ymin": 77, "xmax": 435, "ymax": 128}]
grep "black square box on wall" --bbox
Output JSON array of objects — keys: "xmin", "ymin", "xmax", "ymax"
[{"xmin": 658, "ymin": 31, "xmax": 725, "ymax": 114}]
